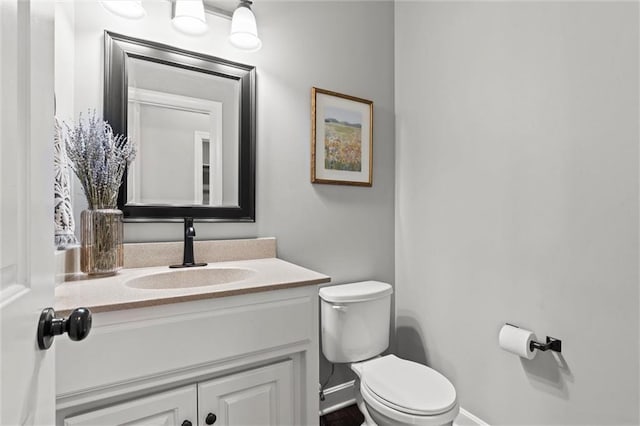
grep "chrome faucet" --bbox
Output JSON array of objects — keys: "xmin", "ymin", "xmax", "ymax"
[{"xmin": 170, "ymin": 217, "xmax": 207, "ymax": 268}]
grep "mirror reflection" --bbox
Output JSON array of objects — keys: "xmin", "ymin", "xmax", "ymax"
[{"xmin": 126, "ymin": 58, "xmax": 239, "ymax": 207}]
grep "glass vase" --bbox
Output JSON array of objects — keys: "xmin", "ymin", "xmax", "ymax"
[{"xmin": 80, "ymin": 209, "xmax": 124, "ymax": 276}]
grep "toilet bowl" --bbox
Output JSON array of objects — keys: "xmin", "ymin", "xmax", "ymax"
[
  {"xmin": 319, "ymin": 281, "xmax": 459, "ymax": 426},
  {"xmin": 351, "ymin": 355, "xmax": 458, "ymax": 426}
]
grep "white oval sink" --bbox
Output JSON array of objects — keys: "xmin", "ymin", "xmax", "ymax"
[{"xmin": 126, "ymin": 267, "xmax": 255, "ymax": 290}]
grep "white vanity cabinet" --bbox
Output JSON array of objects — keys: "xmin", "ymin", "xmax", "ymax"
[
  {"xmin": 55, "ymin": 284, "xmax": 320, "ymax": 426},
  {"xmin": 197, "ymin": 360, "xmax": 294, "ymax": 426},
  {"xmin": 63, "ymin": 360, "xmax": 294, "ymax": 426},
  {"xmin": 63, "ymin": 385, "xmax": 197, "ymax": 426}
]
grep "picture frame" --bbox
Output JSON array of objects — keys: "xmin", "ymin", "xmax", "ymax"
[{"xmin": 311, "ymin": 87, "xmax": 373, "ymax": 186}]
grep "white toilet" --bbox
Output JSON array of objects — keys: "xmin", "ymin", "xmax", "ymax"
[{"xmin": 319, "ymin": 281, "xmax": 459, "ymax": 426}]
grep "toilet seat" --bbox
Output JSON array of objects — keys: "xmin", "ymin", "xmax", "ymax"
[
  {"xmin": 358, "ymin": 355, "xmax": 458, "ymax": 424},
  {"xmin": 360, "ymin": 384, "xmax": 459, "ymax": 426}
]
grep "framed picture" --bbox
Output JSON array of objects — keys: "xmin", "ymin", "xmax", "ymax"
[{"xmin": 311, "ymin": 87, "xmax": 373, "ymax": 186}]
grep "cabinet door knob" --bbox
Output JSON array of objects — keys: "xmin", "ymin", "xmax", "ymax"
[
  {"xmin": 181, "ymin": 421, "xmax": 192, "ymax": 426},
  {"xmin": 205, "ymin": 413, "xmax": 217, "ymax": 425},
  {"xmin": 37, "ymin": 307, "xmax": 92, "ymax": 350}
]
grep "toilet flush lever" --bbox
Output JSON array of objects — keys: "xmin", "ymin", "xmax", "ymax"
[{"xmin": 332, "ymin": 305, "xmax": 348, "ymax": 312}]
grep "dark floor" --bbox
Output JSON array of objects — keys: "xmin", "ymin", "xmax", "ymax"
[{"xmin": 320, "ymin": 404, "xmax": 364, "ymax": 426}]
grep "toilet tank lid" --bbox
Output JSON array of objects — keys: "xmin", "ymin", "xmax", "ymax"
[{"xmin": 319, "ymin": 281, "xmax": 393, "ymax": 303}]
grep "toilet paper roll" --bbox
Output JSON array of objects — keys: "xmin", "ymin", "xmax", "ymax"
[{"xmin": 498, "ymin": 324, "xmax": 536, "ymax": 360}]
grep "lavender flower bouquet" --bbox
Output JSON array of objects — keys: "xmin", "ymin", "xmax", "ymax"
[
  {"xmin": 64, "ymin": 111, "xmax": 135, "ymax": 275},
  {"xmin": 65, "ymin": 111, "xmax": 135, "ymax": 210}
]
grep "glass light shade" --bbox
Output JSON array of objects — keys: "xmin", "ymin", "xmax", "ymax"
[
  {"xmin": 101, "ymin": 0, "xmax": 146, "ymax": 19},
  {"xmin": 229, "ymin": 5, "xmax": 262, "ymax": 52},
  {"xmin": 172, "ymin": 0, "xmax": 208, "ymax": 35}
]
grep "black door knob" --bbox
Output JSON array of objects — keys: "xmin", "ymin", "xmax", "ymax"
[
  {"xmin": 205, "ymin": 413, "xmax": 217, "ymax": 425},
  {"xmin": 37, "ymin": 307, "xmax": 92, "ymax": 350},
  {"xmin": 181, "ymin": 421, "xmax": 192, "ymax": 426}
]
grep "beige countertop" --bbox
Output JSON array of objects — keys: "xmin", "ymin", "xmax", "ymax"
[{"xmin": 55, "ymin": 257, "xmax": 330, "ymax": 315}]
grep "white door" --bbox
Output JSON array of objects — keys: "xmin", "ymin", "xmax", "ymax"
[
  {"xmin": 0, "ymin": 0, "xmax": 57, "ymax": 425},
  {"xmin": 197, "ymin": 360, "xmax": 295, "ymax": 426},
  {"xmin": 63, "ymin": 385, "xmax": 198, "ymax": 426}
]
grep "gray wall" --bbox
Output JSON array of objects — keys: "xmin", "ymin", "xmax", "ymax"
[
  {"xmin": 395, "ymin": 2, "xmax": 639, "ymax": 425},
  {"xmin": 59, "ymin": 1, "xmax": 395, "ymax": 389}
]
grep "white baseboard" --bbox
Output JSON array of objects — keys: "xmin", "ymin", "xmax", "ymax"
[
  {"xmin": 455, "ymin": 407, "xmax": 489, "ymax": 426},
  {"xmin": 319, "ymin": 380, "xmax": 489, "ymax": 426},
  {"xmin": 319, "ymin": 380, "xmax": 356, "ymax": 416}
]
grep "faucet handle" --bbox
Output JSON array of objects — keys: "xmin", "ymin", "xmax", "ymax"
[{"xmin": 184, "ymin": 217, "xmax": 196, "ymax": 237}]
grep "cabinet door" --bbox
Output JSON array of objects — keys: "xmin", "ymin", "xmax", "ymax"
[
  {"xmin": 198, "ymin": 360, "xmax": 294, "ymax": 426},
  {"xmin": 64, "ymin": 385, "xmax": 197, "ymax": 426}
]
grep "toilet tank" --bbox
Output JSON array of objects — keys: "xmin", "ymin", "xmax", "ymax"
[{"xmin": 319, "ymin": 281, "xmax": 393, "ymax": 363}]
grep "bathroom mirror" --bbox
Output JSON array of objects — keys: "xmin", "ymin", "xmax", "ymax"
[{"xmin": 104, "ymin": 31, "xmax": 255, "ymax": 221}]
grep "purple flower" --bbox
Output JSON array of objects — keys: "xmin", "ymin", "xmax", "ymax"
[{"xmin": 64, "ymin": 110, "xmax": 136, "ymax": 209}]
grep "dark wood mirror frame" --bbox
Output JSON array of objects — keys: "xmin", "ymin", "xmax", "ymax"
[{"xmin": 104, "ymin": 31, "xmax": 256, "ymax": 222}]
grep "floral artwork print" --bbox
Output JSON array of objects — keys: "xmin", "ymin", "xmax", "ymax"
[
  {"xmin": 323, "ymin": 106, "xmax": 362, "ymax": 172},
  {"xmin": 311, "ymin": 87, "xmax": 372, "ymax": 186}
]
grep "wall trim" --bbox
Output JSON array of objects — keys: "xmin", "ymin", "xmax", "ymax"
[
  {"xmin": 456, "ymin": 407, "xmax": 489, "ymax": 426},
  {"xmin": 318, "ymin": 381, "xmax": 490, "ymax": 426}
]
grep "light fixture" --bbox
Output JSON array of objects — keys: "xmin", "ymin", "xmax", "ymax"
[
  {"xmin": 229, "ymin": 0, "xmax": 262, "ymax": 52},
  {"xmin": 101, "ymin": 0, "xmax": 146, "ymax": 19},
  {"xmin": 172, "ymin": 0, "xmax": 208, "ymax": 35}
]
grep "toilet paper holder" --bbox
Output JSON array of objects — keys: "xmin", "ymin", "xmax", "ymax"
[
  {"xmin": 530, "ymin": 336, "xmax": 562, "ymax": 353},
  {"xmin": 506, "ymin": 323, "xmax": 562, "ymax": 354}
]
